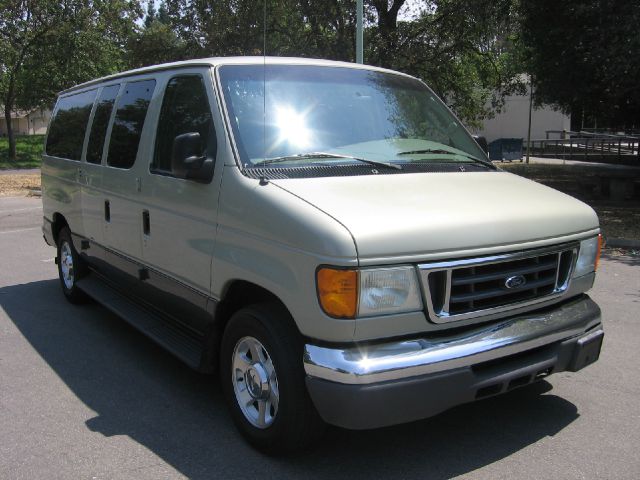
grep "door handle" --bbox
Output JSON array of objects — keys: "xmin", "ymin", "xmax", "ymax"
[
  {"xmin": 104, "ymin": 200, "xmax": 110, "ymax": 222},
  {"xmin": 142, "ymin": 210, "xmax": 150, "ymax": 236}
]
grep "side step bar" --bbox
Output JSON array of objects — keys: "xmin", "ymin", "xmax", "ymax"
[{"xmin": 76, "ymin": 275, "xmax": 204, "ymax": 369}]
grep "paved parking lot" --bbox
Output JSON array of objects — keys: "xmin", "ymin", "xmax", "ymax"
[{"xmin": 1, "ymin": 196, "xmax": 639, "ymax": 479}]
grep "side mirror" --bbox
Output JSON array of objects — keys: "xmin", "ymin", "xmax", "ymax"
[
  {"xmin": 171, "ymin": 132, "xmax": 213, "ymax": 182},
  {"xmin": 473, "ymin": 135, "xmax": 489, "ymax": 156}
]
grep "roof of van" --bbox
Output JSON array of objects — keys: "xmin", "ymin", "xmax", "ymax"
[{"xmin": 59, "ymin": 56, "xmax": 414, "ymax": 95}]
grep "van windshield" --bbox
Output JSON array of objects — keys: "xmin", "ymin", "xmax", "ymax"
[{"xmin": 218, "ymin": 64, "xmax": 486, "ymax": 170}]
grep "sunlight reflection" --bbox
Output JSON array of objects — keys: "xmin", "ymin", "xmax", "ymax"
[{"xmin": 274, "ymin": 105, "xmax": 311, "ymax": 149}]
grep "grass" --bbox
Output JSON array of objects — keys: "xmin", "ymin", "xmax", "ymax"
[{"xmin": 0, "ymin": 135, "xmax": 44, "ymax": 169}]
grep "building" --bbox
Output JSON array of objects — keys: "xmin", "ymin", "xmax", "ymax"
[
  {"xmin": 474, "ymin": 84, "xmax": 570, "ymax": 143},
  {"xmin": 0, "ymin": 108, "xmax": 52, "ymax": 136}
]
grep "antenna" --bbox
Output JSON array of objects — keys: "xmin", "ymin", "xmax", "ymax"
[{"xmin": 262, "ymin": 0, "xmax": 267, "ymax": 163}]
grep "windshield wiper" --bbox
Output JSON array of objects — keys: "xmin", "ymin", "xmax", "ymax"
[
  {"xmin": 397, "ymin": 149, "xmax": 495, "ymax": 169},
  {"xmin": 253, "ymin": 152, "xmax": 402, "ymax": 170}
]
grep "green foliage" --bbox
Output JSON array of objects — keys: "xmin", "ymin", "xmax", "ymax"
[
  {"xmin": 128, "ymin": 20, "xmax": 186, "ymax": 68},
  {"xmin": 2, "ymin": 0, "xmax": 530, "ymax": 166},
  {"xmin": 152, "ymin": 0, "xmax": 523, "ymax": 127},
  {"xmin": 14, "ymin": 1, "xmax": 142, "ymax": 110},
  {"xmin": 0, "ymin": 0, "xmax": 141, "ymax": 162},
  {"xmin": 0, "ymin": 135, "xmax": 44, "ymax": 169},
  {"xmin": 519, "ymin": 0, "xmax": 640, "ymax": 129},
  {"xmin": 365, "ymin": 0, "xmax": 525, "ymax": 127}
]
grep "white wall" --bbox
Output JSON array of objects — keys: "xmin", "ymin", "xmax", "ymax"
[
  {"xmin": 26, "ymin": 109, "xmax": 51, "ymax": 135},
  {"xmin": 0, "ymin": 109, "xmax": 51, "ymax": 136},
  {"xmin": 0, "ymin": 117, "xmax": 29, "ymax": 136},
  {"xmin": 474, "ymin": 87, "xmax": 570, "ymax": 143}
]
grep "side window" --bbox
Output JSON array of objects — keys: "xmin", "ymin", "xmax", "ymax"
[
  {"xmin": 107, "ymin": 79, "xmax": 156, "ymax": 169},
  {"xmin": 152, "ymin": 75, "xmax": 216, "ymax": 174},
  {"xmin": 86, "ymin": 84, "xmax": 120, "ymax": 164},
  {"xmin": 46, "ymin": 89, "xmax": 97, "ymax": 160}
]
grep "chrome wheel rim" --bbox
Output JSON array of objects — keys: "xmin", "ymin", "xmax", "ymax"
[
  {"xmin": 232, "ymin": 336, "xmax": 279, "ymax": 429},
  {"xmin": 60, "ymin": 241, "xmax": 74, "ymax": 290}
]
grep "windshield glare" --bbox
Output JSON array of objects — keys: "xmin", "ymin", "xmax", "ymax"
[{"xmin": 219, "ymin": 65, "xmax": 485, "ymax": 168}]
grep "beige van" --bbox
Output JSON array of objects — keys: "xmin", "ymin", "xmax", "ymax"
[{"xmin": 42, "ymin": 57, "xmax": 604, "ymax": 453}]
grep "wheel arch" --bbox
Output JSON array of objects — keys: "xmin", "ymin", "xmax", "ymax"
[
  {"xmin": 51, "ymin": 212, "xmax": 69, "ymax": 245},
  {"xmin": 200, "ymin": 280, "xmax": 300, "ymax": 373}
]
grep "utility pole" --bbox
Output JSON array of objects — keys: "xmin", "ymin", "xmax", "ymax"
[
  {"xmin": 526, "ymin": 74, "xmax": 533, "ymax": 164},
  {"xmin": 356, "ymin": 0, "xmax": 363, "ymax": 64}
]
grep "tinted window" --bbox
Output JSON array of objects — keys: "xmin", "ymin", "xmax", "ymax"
[
  {"xmin": 152, "ymin": 75, "xmax": 215, "ymax": 174},
  {"xmin": 86, "ymin": 84, "xmax": 120, "ymax": 164},
  {"xmin": 46, "ymin": 89, "xmax": 97, "ymax": 160},
  {"xmin": 107, "ymin": 79, "xmax": 156, "ymax": 169}
]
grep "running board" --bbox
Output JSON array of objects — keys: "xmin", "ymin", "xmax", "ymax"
[{"xmin": 76, "ymin": 275, "xmax": 204, "ymax": 369}]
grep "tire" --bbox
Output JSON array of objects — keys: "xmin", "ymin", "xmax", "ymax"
[
  {"xmin": 56, "ymin": 227, "xmax": 88, "ymax": 304},
  {"xmin": 220, "ymin": 303, "xmax": 325, "ymax": 454}
]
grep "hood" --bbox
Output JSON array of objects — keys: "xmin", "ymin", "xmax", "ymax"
[{"xmin": 272, "ymin": 171, "xmax": 599, "ymax": 262}]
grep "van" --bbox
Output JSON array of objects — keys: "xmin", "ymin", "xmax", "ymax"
[{"xmin": 42, "ymin": 57, "xmax": 604, "ymax": 454}]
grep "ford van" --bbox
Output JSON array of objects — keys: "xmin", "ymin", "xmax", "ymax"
[{"xmin": 41, "ymin": 57, "xmax": 604, "ymax": 453}]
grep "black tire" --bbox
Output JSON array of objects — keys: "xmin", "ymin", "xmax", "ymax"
[
  {"xmin": 56, "ymin": 227, "xmax": 88, "ymax": 304},
  {"xmin": 220, "ymin": 303, "xmax": 325, "ymax": 454}
]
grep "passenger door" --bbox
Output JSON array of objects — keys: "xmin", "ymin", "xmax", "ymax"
[
  {"xmin": 96, "ymin": 78, "xmax": 157, "ymax": 291},
  {"xmin": 140, "ymin": 70, "xmax": 220, "ymax": 333},
  {"xmin": 80, "ymin": 83, "xmax": 121, "ymax": 263}
]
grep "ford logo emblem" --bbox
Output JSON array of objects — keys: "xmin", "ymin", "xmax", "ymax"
[{"xmin": 505, "ymin": 275, "xmax": 527, "ymax": 289}]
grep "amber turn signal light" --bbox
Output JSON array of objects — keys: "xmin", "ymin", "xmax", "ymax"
[
  {"xmin": 316, "ymin": 267, "xmax": 358, "ymax": 318},
  {"xmin": 594, "ymin": 233, "xmax": 603, "ymax": 271}
]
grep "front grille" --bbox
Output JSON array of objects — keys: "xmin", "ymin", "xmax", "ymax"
[{"xmin": 419, "ymin": 244, "xmax": 577, "ymax": 323}]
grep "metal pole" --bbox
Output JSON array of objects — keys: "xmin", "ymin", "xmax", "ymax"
[
  {"xmin": 356, "ymin": 0, "xmax": 363, "ymax": 64},
  {"xmin": 526, "ymin": 74, "xmax": 533, "ymax": 164}
]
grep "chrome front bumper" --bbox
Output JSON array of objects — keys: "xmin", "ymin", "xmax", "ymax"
[
  {"xmin": 304, "ymin": 295, "xmax": 602, "ymax": 385},
  {"xmin": 304, "ymin": 295, "xmax": 603, "ymax": 429}
]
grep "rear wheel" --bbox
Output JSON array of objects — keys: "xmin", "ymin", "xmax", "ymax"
[
  {"xmin": 220, "ymin": 303, "xmax": 325, "ymax": 454},
  {"xmin": 56, "ymin": 227, "xmax": 88, "ymax": 304}
]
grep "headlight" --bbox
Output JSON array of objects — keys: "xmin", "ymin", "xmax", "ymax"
[
  {"xmin": 316, "ymin": 266, "xmax": 423, "ymax": 318},
  {"xmin": 573, "ymin": 234, "xmax": 602, "ymax": 277},
  {"xmin": 359, "ymin": 267, "xmax": 423, "ymax": 316}
]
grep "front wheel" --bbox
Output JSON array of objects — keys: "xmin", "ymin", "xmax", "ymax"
[{"xmin": 220, "ymin": 304, "xmax": 325, "ymax": 454}]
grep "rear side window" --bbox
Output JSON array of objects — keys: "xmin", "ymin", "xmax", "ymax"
[
  {"xmin": 46, "ymin": 89, "xmax": 97, "ymax": 160},
  {"xmin": 107, "ymin": 79, "xmax": 156, "ymax": 169},
  {"xmin": 86, "ymin": 84, "xmax": 120, "ymax": 164},
  {"xmin": 152, "ymin": 75, "xmax": 215, "ymax": 174}
]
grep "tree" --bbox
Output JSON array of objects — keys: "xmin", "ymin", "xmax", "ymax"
[
  {"xmin": 127, "ymin": 21, "xmax": 186, "ymax": 68},
  {"xmin": 365, "ymin": 0, "xmax": 524, "ymax": 126},
  {"xmin": 158, "ymin": 0, "xmax": 522, "ymax": 126},
  {"xmin": 0, "ymin": 1, "xmax": 62, "ymax": 160},
  {"xmin": 0, "ymin": 0, "xmax": 141, "ymax": 162},
  {"xmin": 144, "ymin": 0, "xmax": 156, "ymax": 28},
  {"xmin": 519, "ymin": 0, "xmax": 640, "ymax": 130}
]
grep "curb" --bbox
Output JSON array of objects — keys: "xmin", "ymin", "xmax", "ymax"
[{"xmin": 605, "ymin": 238, "xmax": 640, "ymax": 249}]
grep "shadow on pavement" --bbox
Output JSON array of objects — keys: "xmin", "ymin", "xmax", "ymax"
[{"xmin": 1, "ymin": 279, "xmax": 580, "ymax": 479}]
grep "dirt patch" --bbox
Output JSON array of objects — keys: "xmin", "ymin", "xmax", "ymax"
[
  {"xmin": 591, "ymin": 203, "xmax": 640, "ymax": 241},
  {"xmin": 0, "ymin": 173, "xmax": 41, "ymax": 197}
]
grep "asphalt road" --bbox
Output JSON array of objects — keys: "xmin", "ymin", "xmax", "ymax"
[{"xmin": 1, "ymin": 196, "xmax": 639, "ymax": 480}]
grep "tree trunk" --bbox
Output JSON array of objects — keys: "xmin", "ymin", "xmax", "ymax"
[
  {"xmin": 4, "ymin": 74, "xmax": 17, "ymax": 162},
  {"xmin": 372, "ymin": 0, "xmax": 405, "ymax": 68},
  {"xmin": 4, "ymin": 107, "xmax": 17, "ymax": 162}
]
